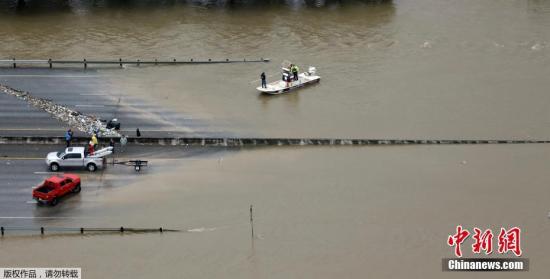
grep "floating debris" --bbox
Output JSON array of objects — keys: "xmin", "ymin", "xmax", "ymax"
[
  {"xmin": 0, "ymin": 84, "xmax": 120, "ymax": 137},
  {"xmin": 421, "ymin": 41, "xmax": 433, "ymax": 48},
  {"xmin": 531, "ymin": 43, "xmax": 544, "ymax": 51}
]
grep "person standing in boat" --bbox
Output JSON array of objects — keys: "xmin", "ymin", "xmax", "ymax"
[
  {"xmin": 260, "ymin": 72, "xmax": 266, "ymax": 88},
  {"xmin": 283, "ymin": 66, "xmax": 291, "ymax": 87},
  {"xmin": 284, "ymin": 71, "xmax": 290, "ymax": 87},
  {"xmin": 291, "ymin": 64, "xmax": 299, "ymax": 81}
]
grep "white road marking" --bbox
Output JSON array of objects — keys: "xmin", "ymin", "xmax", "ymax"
[{"xmin": 79, "ymin": 94, "xmax": 108, "ymax": 96}]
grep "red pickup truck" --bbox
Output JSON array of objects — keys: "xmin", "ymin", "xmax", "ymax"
[{"xmin": 32, "ymin": 174, "xmax": 81, "ymax": 206}]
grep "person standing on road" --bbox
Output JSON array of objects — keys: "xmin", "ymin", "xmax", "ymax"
[
  {"xmin": 88, "ymin": 141, "xmax": 95, "ymax": 156},
  {"xmin": 120, "ymin": 134, "xmax": 128, "ymax": 153},
  {"xmin": 65, "ymin": 129, "xmax": 73, "ymax": 147},
  {"xmin": 260, "ymin": 72, "xmax": 267, "ymax": 88},
  {"xmin": 91, "ymin": 133, "xmax": 98, "ymax": 149},
  {"xmin": 109, "ymin": 138, "xmax": 115, "ymax": 153}
]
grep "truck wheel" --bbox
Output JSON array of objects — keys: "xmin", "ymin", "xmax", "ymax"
[
  {"xmin": 87, "ymin": 163, "xmax": 97, "ymax": 172},
  {"xmin": 72, "ymin": 183, "xmax": 81, "ymax": 193},
  {"xmin": 50, "ymin": 198, "xmax": 59, "ymax": 206},
  {"xmin": 50, "ymin": 163, "xmax": 59, "ymax": 172}
]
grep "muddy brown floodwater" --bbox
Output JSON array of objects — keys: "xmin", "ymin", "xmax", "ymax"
[
  {"xmin": 1, "ymin": 146, "xmax": 550, "ymax": 278},
  {"xmin": 1, "ymin": 0, "xmax": 550, "ymax": 278}
]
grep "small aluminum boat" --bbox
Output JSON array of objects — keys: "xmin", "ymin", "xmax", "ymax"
[{"xmin": 257, "ymin": 66, "xmax": 320, "ymax": 95}]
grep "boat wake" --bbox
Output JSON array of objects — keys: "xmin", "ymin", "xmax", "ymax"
[{"xmin": 186, "ymin": 227, "xmax": 218, "ymax": 233}]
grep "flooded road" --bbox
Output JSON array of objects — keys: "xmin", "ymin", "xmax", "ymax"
[
  {"xmin": 2, "ymin": 145, "xmax": 550, "ymax": 278},
  {"xmin": 1, "ymin": 0, "xmax": 550, "ymax": 278},
  {"xmin": 1, "ymin": 0, "xmax": 550, "ymax": 138}
]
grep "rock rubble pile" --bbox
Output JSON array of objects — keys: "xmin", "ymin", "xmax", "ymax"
[{"xmin": 1, "ymin": 84, "xmax": 120, "ymax": 137}]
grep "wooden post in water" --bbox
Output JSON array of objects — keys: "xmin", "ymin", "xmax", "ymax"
[
  {"xmin": 12, "ymin": 58, "xmax": 16, "ymax": 69},
  {"xmin": 250, "ymin": 205, "xmax": 254, "ymax": 238},
  {"xmin": 48, "ymin": 58, "xmax": 52, "ymax": 69},
  {"xmin": 84, "ymin": 59, "xmax": 87, "ymax": 69}
]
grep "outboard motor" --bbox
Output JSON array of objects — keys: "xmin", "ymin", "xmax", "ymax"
[{"xmin": 308, "ymin": 66, "xmax": 317, "ymax": 76}]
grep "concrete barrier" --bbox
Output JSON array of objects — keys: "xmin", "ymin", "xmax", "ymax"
[
  {"xmin": 0, "ymin": 58, "xmax": 270, "ymax": 69},
  {"xmin": 1, "ymin": 136, "xmax": 549, "ymax": 146}
]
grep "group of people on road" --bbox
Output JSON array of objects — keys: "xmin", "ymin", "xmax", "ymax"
[{"xmin": 66, "ymin": 128, "xmax": 128, "ymax": 155}]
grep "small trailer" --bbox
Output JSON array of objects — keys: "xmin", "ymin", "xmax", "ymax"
[{"xmin": 111, "ymin": 159, "xmax": 148, "ymax": 172}]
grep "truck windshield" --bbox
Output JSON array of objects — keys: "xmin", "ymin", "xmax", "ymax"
[{"xmin": 57, "ymin": 152, "xmax": 65, "ymax": 158}]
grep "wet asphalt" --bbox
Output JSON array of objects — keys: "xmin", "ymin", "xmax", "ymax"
[
  {"xmin": 0, "ymin": 67, "xmax": 220, "ymax": 138},
  {"xmin": 0, "ymin": 143, "xmax": 233, "ymax": 228}
]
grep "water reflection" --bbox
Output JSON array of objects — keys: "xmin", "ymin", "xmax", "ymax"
[{"xmin": 0, "ymin": 0, "xmax": 393, "ymax": 14}]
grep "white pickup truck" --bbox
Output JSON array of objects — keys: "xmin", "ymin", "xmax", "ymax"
[{"xmin": 45, "ymin": 146, "xmax": 113, "ymax": 172}]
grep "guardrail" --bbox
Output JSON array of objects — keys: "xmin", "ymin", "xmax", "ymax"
[
  {"xmin": 0, "ymin": 226, "xmax": 179, "ymax": 236},
  {"xmin": 0, "ymin": 58, "xmax": 270, "ymax": 69},
  {"xmin": 1, "ymin": 136, "xmax": 549, "ymax": 146}
]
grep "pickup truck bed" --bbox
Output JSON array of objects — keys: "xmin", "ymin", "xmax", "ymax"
[{"xmin": 34, "ymin": 185, "xmax": 55, "ymax": 194}]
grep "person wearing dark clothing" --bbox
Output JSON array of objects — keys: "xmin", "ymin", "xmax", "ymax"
[
  {"xmin": 109, "ymin": 138, "xmax": 115, "ymax": 153},
  {"xmin": 136, "ymin": 128, "xmax": 141, "ymax": 137},
  {"xmin": 260, "ymin": 72, "xmax": 267, "ymax": 88},
  {"xmin": 283, "ymin": 72, "xmax": 290, "ymax": 87},
  {"xmin": 291, "ymin": 65, "xmax": 299, "ymax": 81},
  {"xmin": 65, "ymin": 129, "xmax": 73, "ymax": 147}
]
